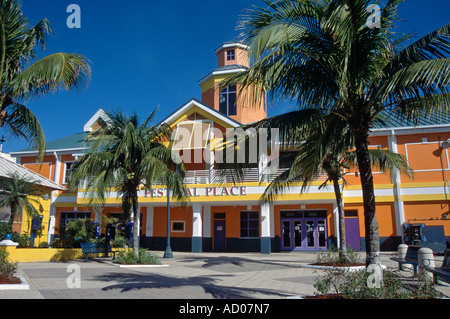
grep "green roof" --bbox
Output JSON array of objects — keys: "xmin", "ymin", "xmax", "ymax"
[
  {"xmin": 373, "ymin": 109, "xmax": 450, "ymax": 130},
  {"xmin": 11, "ymin": 132, "xmax": 89, "ymax": 154}
]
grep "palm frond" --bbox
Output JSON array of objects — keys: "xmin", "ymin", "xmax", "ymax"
[{"xmin": 10, "ymin": 53, "xmax": 91, "ymax": 100}]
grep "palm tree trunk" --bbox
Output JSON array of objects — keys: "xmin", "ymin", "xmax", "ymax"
[
  {"xmin": 132, "ymin": 194, "xmax": 139, "ymax": 257},
  {"xmin": 332, "ymin": 177, "xmax": 347, "ymax": 262},
  {"xmin": 354, "ymin": 131, "xmax": 381, "ymax": 268}
]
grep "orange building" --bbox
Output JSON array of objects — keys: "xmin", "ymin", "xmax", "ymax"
[{"xmin": 9, "ymin": 42, "xmax": 450, "ymax": 254}]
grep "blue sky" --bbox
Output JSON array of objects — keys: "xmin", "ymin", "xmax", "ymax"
[{"xmin": 2, "ymin": 0, "xmax": 450, "ymax": 153}]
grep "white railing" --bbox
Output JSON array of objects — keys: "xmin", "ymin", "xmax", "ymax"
[
  {"xmin": 76, "ymin": 168, "xmax": 327, "ymax": 188},
  {"xmin": 185, "ymin": 170, "xmax": 210, "ymax": 185},
  {"xmin": 263, "ymin": 168, "xmax": 329, "ymax": 183}
]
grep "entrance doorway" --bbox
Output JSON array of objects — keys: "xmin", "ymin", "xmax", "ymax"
[
  {"xmin": 280, "ymin": 211, "xmax": 328, "ymax": 251},
  {"xmin": 344, "ymin": 211, "xmax": 361, "ymax": 251},
  {"xmin": 213, "ymin": 213, "xmax": 226, "ymax": 250}
]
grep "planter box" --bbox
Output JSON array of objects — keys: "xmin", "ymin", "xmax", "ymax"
[{"xmin": 0, "ymin": 276, "xmax": 30, "ymax": 290}]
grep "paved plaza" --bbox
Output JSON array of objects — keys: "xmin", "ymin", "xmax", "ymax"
[{"xmin": 1, "ymin": 251, "xmax": 449, "ymax": 301}]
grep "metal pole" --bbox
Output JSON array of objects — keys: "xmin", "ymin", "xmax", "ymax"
[{"xmin": 164, "ymin": 186, "xmax": 173, "ymax": 258}]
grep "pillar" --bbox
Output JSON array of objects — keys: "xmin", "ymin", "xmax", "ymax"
[
  {"xmin": 260, "ymin": 202, "xmax": 272, "ymax": 254},
  {"xmin": 146, "ymin": 206, "xmax": 154, "ymax": 238},
  {"xmin": 192, "ymin": 203, "xmax": 203, "ymax": 253},
  {"xmin": 388, "ymin": 131, "xmax": 406, "ymax": 238}
]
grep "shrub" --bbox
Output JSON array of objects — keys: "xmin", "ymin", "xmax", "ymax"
[
  {"xmin": 65, "ymin": 218, "xmax": 96, "ymax": 244},
  {"xmin": 112, "ymin": 235, "xmax": 130, "ymax": 248},
  {"xmin": 0, "ymin": 221, "xmax": 12, "ymax": 241},
  {"xmin": 38, "ymin": 241, "xmax": 49, "ymax": 248},
  {"xmin": 314, "ymin": 268, "xmax": 443, "ymax": 299},
  {"xmin": 115, "ymin": 249, "xmax": 161, "ymax": 265},
  {"xmin": 316, "ymin": 246, "xmax": 362, "ymax": 266},
  {"xmin": 12, "ymin": 233, "xmax": 31, "ymax": 248},
  {"xmin": 0, "ymin": 248, "xmax": 18, "ymax": 282}
]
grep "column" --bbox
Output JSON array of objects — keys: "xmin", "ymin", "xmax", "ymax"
[
  {"xmin": 260, "ymin": 202, "xmax": 272, "ymax": 254},
  {"xmin": 192, "ymin": 203, "xmax": 203, "ymax": 253},
  {"xmin": 333, "ymin": 203, "xmax": 340, "ymax": 249},
  {"xmin": 145, "ymin": 206, "xmax": 154, "ymax": 238},
  {"xmin": 47, "ymin": 153, "xmax": 62, "ymax": 244},
  {"xmin": 203, "ymin": 205, "xmax": 211, "ymax": 251},
  {"xmin": 388, "ymin": 131, "xmax": 406, "ymax": 238}
]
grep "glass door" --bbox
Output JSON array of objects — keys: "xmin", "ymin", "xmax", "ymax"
[
  {"xmin": 282, "ymin": 220, "xmax": 291, "ymax": 249},
  {"xmin": 280, "ymin": 211, "xmax": 328, "ymax": 251},
  {"xmin": 281, "ymin": 219, "xmax": 303, "ymax": 250}
]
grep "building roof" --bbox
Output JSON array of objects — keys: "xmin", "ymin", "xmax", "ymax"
[
  {"xmin": 0, "ymin": 155, "xmax": 67, "ymax": 191},
  {"xmin": 9, "ymin": 106, "xmax": 450, "ymax": 157},
  {"xmin": 161, "ymin": 98, "xmax": 242, "ymax": 128},
  {"xmin": 10, "ymin": 132, "xmax": 89, "ymax": 155},
  {"xmin": 372, "ymin": 109, "xmax": 450, "ymax": 131},
  {"xmin": 214, "ymin": 41, "xmax": 249, "ymax": 54},
  {"xmin": 198, "ymin": 64, "xmax": 249, "ymax": 86}
]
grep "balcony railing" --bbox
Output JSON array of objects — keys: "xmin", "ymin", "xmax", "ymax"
[
  {"xmin": 77, "ymin": 168, "xmax": 328, "ymax": 189},
  {"xmin": 185, "ymin": 168, "xmax": 327, "ymax": 185}
]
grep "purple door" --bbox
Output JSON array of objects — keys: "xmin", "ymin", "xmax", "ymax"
[
  {"xmin": 214, "ymin": 220, "xmax": 226, "ymax": 250},
  {"xmin": 344, "ymin": 218, "xmax": 361, "ymax": 251},
  {"xmin": 281, "ymin": 218, "xmax": 327, "ymax": 251}
]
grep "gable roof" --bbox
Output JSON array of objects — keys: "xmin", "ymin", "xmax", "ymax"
[
  {"xmin": 83, "ymin": 109, "xmax": 112, "ymax": 132},
  {"xmin": 160, "ymin": 98, "xmax": 241, "ymax": 128},
  {"xmin": 0, "ymin": 155, "xmax": 67, "ymax": 191}
]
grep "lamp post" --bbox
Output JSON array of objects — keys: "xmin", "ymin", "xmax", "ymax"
[
  {"xmin": 439, "ymin": 137, "xmax": 450, "ymax": 206},
  {"xmin": 164, "ymin": 186, "xmax": 173, "ymax": 259}
]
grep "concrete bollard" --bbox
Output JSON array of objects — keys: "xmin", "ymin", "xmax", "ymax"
[
  {"xmin": 398, "ymin": 244, "xmax": 411, "ymax": 271},
  {"xmin": 418, "ymin": 247, "xmax": 435, "ymax": 282}
]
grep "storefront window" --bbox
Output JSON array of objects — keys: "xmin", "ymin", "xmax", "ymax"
[
  {"xmin": 240, "ymin": 211, "xmax": 259, "ymax": 238},
  {"xmin": 59, "ymin": 212, "xmax": 91, "ymax": 233}
]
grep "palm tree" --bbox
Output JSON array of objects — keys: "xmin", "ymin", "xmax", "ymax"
[
  {"xmin": 69, "ymin": 109, "xmax": 190, "ymax": 256},
  {"xmin": 257, "ymin": 113, "xmax": 413, "ymax": 261},
  {"xmin": 225, "ymin": 0, "xmax": 450, "ymax": 267},
  {"xmin": 0, "ymin": 172, "xmax": 44, "ymax": 235},
  {"xmin": 0, "ymin": 0, "xmax": 91, "ymax": 159}
]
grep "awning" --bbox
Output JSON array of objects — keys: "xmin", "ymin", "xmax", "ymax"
[{"xmin": 0, "ymin": 155, "xmax": 67, "ymax": 191}]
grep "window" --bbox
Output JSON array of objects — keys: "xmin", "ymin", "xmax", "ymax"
[
  {"xmin": 59, "ymin": 211, "xmax": 91, "ymax": 233},
  {"xmin": 219, "ymin": 85, "xmax": 237, "ymax": 116},
  {"xmin": 171, "ymin": 221, "xmax": 185, "ymax": 233},
  {"xmin": 172, "ymin": 120, "xmax": 212, "ymax": 150},
  {"xmin": 227, "ymin": 50, "xmax": 235, "ymax": 61},
  {"xmin": 214, "ymin": 213, "xmax": 226, "ymax": 219},
  {"xmin": 63, "ymin": 162, "xmax": 74, "ymax": 184},
  {"xmin": 240, "ymin": 211, "xmax": 259, "ymax": 238}
]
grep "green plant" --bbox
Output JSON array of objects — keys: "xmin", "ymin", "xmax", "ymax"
[
  {"xmin": 316, "ymin": 246, "xmax": 362, "ymax": 266},
  {"xmin": 314, "ymin": 268, "xmax": 444, "ymax": 299},
  {"xmin": 12, "ymin": 233, "xmax": 30, "ymax": 247},
  {"xmin": 0, "ymin": 248, "xmax": 18, "ymax": 282},
  {"xmin": 0, "ymin": 0, "xmax": 91, "ymax": 159},
  {"xmin": 68, "ymin": 109, "xmax": 190, "ymax": 257},
  {"xmin": 225, "ymin": 0, "xmax": 450, "ymax": 270},
  {"xmin": 38, "ymin": 241, "xmax": 49, "ymax": 248},
  {"xmin": 112, "ymin": 235, "xmax": 130, "ymax": 248},
  {"xmin": 0, "ymin": 221, "xmax": 12, "ymax": 240},
  {"xmin": 65, "ymin": 218, "xmax": 96, "ymax": 245},
  {"xmin": 115, "ymin": 248, "xmax": 161, "ymax": 265},
  {"xmin": 411, "ymin": 272, "xmax": 444, "ymax": 299}
]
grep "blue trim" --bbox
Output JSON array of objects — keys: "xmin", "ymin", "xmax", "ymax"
[
  {"xmin": 260, "ymin": 237, "xmax": 271, "ymax": 255},
  {"xmin": 192, "ymin": 237, "xmax": 203, "ymax": 253}
]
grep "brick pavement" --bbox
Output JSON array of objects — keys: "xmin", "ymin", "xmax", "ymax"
[{"xmin": 0, "ymin": 251, "xmax": 448, "ymax": 300}]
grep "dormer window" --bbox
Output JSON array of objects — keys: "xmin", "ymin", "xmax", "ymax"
[{"xmin": 227, "ymin": 50, "xmax": 235, "ymax": 61}]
